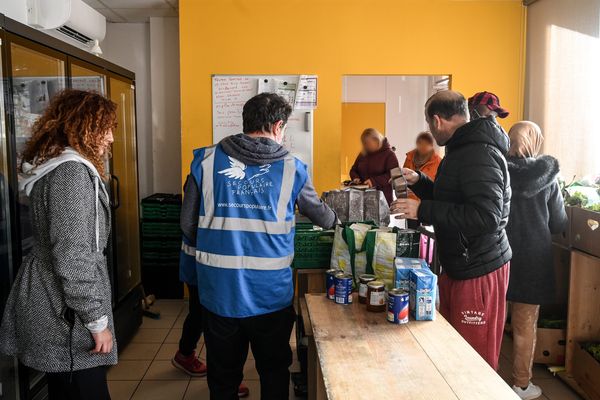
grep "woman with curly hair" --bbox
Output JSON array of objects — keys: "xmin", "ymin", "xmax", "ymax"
[{"xmin": 0, "ymin": 89, "xmax": 117, "ymax": 400}]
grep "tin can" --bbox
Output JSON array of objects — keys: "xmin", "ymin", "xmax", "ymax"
[
  {"xmin": 325, "ymin": 269, "xmax": 340, "ymax": 300},
  {"xmin": 387, "ymin": 288, "xmax": 409, "ymax": 324},
  {"xmin": 358, "ymin": 274, "xmax": 376, "ymax": 304},
  {"xmin": 334, "ymin": 273, "xmax": 353, "ymax": 305}
]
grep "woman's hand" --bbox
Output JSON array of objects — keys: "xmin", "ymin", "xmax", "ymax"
[
  {"xmin": 364, "ymin": 179, "xmax": 374, "ymax": 188},
  {"xmin": 91, "ymin": 328, "xmax": 113, "ymax": 354},
  {"xmin": 401, "ymin": 168, "xmax": 420, "ymax": 185}
]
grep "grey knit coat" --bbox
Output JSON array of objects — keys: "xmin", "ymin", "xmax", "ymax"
[
  {"xmin": 0, "ymin": 161, "xmax": 117, "ymax": 372},
  {"xmin": 505, "ymin": 155, "xmax": 568, "ymax": 305}
]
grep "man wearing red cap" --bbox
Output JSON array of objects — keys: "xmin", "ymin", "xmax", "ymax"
[{"xmin": 468, "ymin": 91, "xmax": 510, "ymax": 119}]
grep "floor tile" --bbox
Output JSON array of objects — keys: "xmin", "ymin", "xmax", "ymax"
[
  {"xmin": 144, "ymin": 360, "xmax": 192, "ymax": 381},
  {"xmin": 243, "ymin": 379, "xmax": 261, "ymax": 400},
  {"xmin": 130, "ymin": 328, "xmax": 170, "ymax": 344},
  {"xmin": 119, "ymin": 343, "xmax": 161, "ymax": 361},
  {"xmin": 141, "ymin": 314, "xmax": 177, "ymax": 329},
  {"xmin": 183, "ymin": 379, "xmax": 210, "ymax": 400},
  {"xmin": 243, "ymin": 359, "xmax": 260, "ymax": 380},
  {"xmin": 532, "ymin": 364, "xmax": 554, "ymax": 380},
  {"xmin": 155, "ymin": 342, "xmax": 180, "ymax": 360},
  {"xmin": 166, "ymin": 328, "xmax": 184, "ymax": 343},
  {"xmin": 153, "ymin": 300, "xmax": 186, "ymax": 316},
  {"xmin": 108, "ymin": 380, "xmax": 139, "ymax": 400},
  {"xmin": 131, "ymin": 380, "xmax": 189, "ymax": 400},
  {"xmin": 536, "ymin": 378, "xmax": 583, "ymax": 400},
  {"xmin": 174, "ymin": 313, "xmax": 187, "ymax": 328},
  {"xmin": 107, "ymin": 360, "xmax": 152, "ymax": 381}
]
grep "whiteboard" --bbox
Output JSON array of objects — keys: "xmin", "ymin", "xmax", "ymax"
[{"xmin": 212, "ymin": 75, "xmax": 314, "ymax": 174}]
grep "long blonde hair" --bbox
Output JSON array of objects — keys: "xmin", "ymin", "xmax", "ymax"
[{"xmin": 361, "ymin": 128, "xmax": 384, "ymax": 154}]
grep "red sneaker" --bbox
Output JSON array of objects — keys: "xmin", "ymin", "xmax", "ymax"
[
  {"xmin": 171, "ymin": 350, "xmax": 208, "ymax": 377},
  {"xmin": 238, "ymin": 383, "xmax": 250, "ymax": 398}
]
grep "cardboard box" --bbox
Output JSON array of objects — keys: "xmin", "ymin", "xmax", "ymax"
[
  {"xmin": 533, "ymin": 328, "xmax": 566, "ymax": 365},
  {"xmin": 409, "ymin": 268, "xmax": 437, "ymax": 321},
  {"xmin": 572, "ymin": 343, "xmax": 600, "ymax": 400},
  {"xmin": 571, "ymin": 207, "xmax": 600, "ymax": 257},
  {"xmin": 394, "ymin": 258, "xmax": 428, "ymax": 291}
]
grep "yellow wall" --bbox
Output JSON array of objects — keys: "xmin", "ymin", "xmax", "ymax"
[
  {"xmin": 180, "ymin": 0, "xmax": 526, "ymax": 193},
  {"xmin": 341, "ymin": 103, "xmax": 386, "ymax": 182}
]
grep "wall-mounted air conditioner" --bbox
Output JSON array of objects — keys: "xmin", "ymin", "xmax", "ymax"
[{"xmin": 26, "ymin": 0, "xmax": 106, "ymax": 55}]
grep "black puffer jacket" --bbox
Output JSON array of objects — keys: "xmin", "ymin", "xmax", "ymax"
[
  {"xmin": 506, "ymin": 155, "xmax": 568, "ymax": 304},
  {"xmin": 411, "ymin": 117, "xmax": 512, "ymax": 280}
]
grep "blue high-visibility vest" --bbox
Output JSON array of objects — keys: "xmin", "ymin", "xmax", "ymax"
[{"xmin": 181, "ymin": 144, "xmax": 308, "ymax": 317}]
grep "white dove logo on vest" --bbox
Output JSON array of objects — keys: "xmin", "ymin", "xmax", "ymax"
[{"xmin": 218, "ymin": 156, "xmax": 271, "ymax": 180}]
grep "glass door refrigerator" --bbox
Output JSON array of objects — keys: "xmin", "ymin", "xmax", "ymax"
[{"xmin": 1, "ymin": 15, "xmax": 143, "ymax": 400}]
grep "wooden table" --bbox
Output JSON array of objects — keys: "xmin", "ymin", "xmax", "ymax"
[{"xmin": 304, "ymin": 293, "xmax": 519, "ymax": 400}]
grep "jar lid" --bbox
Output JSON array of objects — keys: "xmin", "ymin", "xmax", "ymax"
[
  {"xmin": 359, "ymin": 274, "xmax": 376, "ymax": 281},
  {"xmin": 367, "ymin": 280, "xmax": 385, "ymax": 289}
]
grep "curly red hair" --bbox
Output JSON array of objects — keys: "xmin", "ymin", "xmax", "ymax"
[{"xmin": 21, "ymin": 89, "xmax": 117, "ymax": 179}]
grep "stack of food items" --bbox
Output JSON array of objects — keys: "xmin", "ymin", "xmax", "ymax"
[{"xmin": 325, "ymin": 255, "xmax": 437, "ymax": 324}]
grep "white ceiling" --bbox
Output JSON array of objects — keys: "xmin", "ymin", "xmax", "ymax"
[{"xmin": 83, "ymin": 0, "xmax": 178, "ymax": 23}]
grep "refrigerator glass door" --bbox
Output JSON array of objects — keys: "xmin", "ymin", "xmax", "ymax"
[
  {"xmin": 71, "ymin": 62, "xmax": 107, "ymax": 94},
  {"xmin": 1, "ymin": 34, "xmax": 20, "ymax": 400},
  {"xmin": 109, "ymin": 76, "xmax": 141, "ymax": 302},
  {"xmin": 10, "ymin": 41, "xmax": 66, "ymax": 259}
]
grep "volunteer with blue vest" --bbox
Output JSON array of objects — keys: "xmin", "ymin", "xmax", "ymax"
[{"xmin": 180, "ymin": 93, "xmax": 336, "ymax": 400}]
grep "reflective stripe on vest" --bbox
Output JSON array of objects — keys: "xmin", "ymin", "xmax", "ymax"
[
  {"xmin": 181, "ymin": 242, "xmax": 196, "ymax": 256},
  {"xmin": 198, "ymin": 150, "xmax": 297, "ymax": 234},
  {"xmin": 195, "ymin": 251, "xmax": 294, "ymax": 270}
]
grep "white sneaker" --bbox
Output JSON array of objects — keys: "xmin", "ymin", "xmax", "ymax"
[{"xmin": 512, "ymin": 382, "xmax": 542, "ymax": 400}]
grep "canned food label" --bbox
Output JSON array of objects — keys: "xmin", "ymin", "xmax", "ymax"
[
  {"xmin": 358, "ymin": 283, "xmax": 368, "ymax": 297},
  {"xmin": 369, "ymin": 291, "xmax": 385, "ymax": 306},
  {"xmin": 387, "ymin": 311, "xmax": 395, "ymax": 322}
]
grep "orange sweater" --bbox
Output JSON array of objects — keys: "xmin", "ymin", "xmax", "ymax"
[{"xmin": 403, "ymin": 150, "xmax": 442, "ymax": 199}]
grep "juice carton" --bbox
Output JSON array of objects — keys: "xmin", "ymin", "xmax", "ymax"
[
  {"xmin": 394, "ymin": 258, "xmax": 429, "ymax": 291},
  {"xmin": 409, "ymin": 268, "xmax": 437, "ymax": 321}
]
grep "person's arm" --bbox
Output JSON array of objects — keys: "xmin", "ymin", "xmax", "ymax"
[
  {"xmin": 369, "ymin": 152, "xmax": 400, "ymax": 189},
  {"xmin": 297, "ymin": 175, "xmax": 337, "ymax": 229},
  {"xmin": 180, "ymin": 174, "xmax": 200, "ymax": 243},
  {"xmin": 349, "ymin": 154, "xmax": 362, "ymax": 181},
  {"xmin": 410, "ymin": 171, "xmax": 435, "ymax": 200},
  {"xmin": 548, "ymin": 180, "xmax": 568, "ymax": 234},
  {"xmin": 48, "ymin": 162, "xmax": 105, "ymax": 327},
  {"xmin": 417, "ymin": 154, "xmax": 506, "ymax": 236}
]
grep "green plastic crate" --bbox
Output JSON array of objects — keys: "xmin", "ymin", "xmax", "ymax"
[
  {"xmin": 141, "ymin": 222, "xmax": 181, "ymax": 238},
  {"xmin": 141, "ymin": 193, "xmax": 182, "ymax": 221},
  {"xmin": 292, "ymin": 227, "xmax": 334, "ymax": 269}
]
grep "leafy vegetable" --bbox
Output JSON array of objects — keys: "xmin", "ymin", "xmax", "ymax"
[
  {"xmin": 584, "ymin": 342, "xmax": 600, "ymax": 363},
  {"xmin": 565, "ymin": 191, "xmax": 589, "ymax": 207}
]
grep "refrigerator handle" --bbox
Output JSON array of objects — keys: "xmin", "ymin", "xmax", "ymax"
[
  {"xmin": 111, "ymin": 174, "xmax": 121, "ymax": 209},
  {"xmin": 304, "ymin": 112, "xmax": 311, "ymax": 132}
]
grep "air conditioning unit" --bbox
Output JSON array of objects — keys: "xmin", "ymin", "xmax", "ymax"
[{"xmin": 26, "ymin": 0, "xmax": 106, "ymax": 55}]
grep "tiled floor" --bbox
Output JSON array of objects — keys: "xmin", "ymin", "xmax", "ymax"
[
  {"xmin": 107, "ymin": 299, "xmax": 302, "ymax": 400},
  {"xmin": 497, "ymin": 335, "xmax": 583, "ymax": 400},
  {"xmin": 109, "ymin": 300, "xmax": 583, "ymax": 400}
]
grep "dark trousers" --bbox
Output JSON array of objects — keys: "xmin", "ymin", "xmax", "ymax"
[
  {"xmin": 203, "ymin": 305, "xmax": 295, "ymax": 400},
  {"xmin": 179, "ymin": 284, "xmax": 203, "ymax": 356},
  {"xmin": 46, "ymin": 366, "xmax": 110, "ymax": 400}
]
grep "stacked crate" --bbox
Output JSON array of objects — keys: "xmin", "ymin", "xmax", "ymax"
[{"xmin": 140, "ymin": 193, "xmax": 183, "ymax": 299}]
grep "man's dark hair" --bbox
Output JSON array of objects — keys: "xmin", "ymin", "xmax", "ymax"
[
  {"xmin": 425, "ymin": 92, "xmax": 468, "ymax": 121},
  {"xmin": 242, "ymin": 93, "xmax": 293, "ymax": 134}
]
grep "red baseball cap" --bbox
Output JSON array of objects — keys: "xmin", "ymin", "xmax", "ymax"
[{"xmin": 468, "ymin": 91, "xmax": 509, "ymax": 118}]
